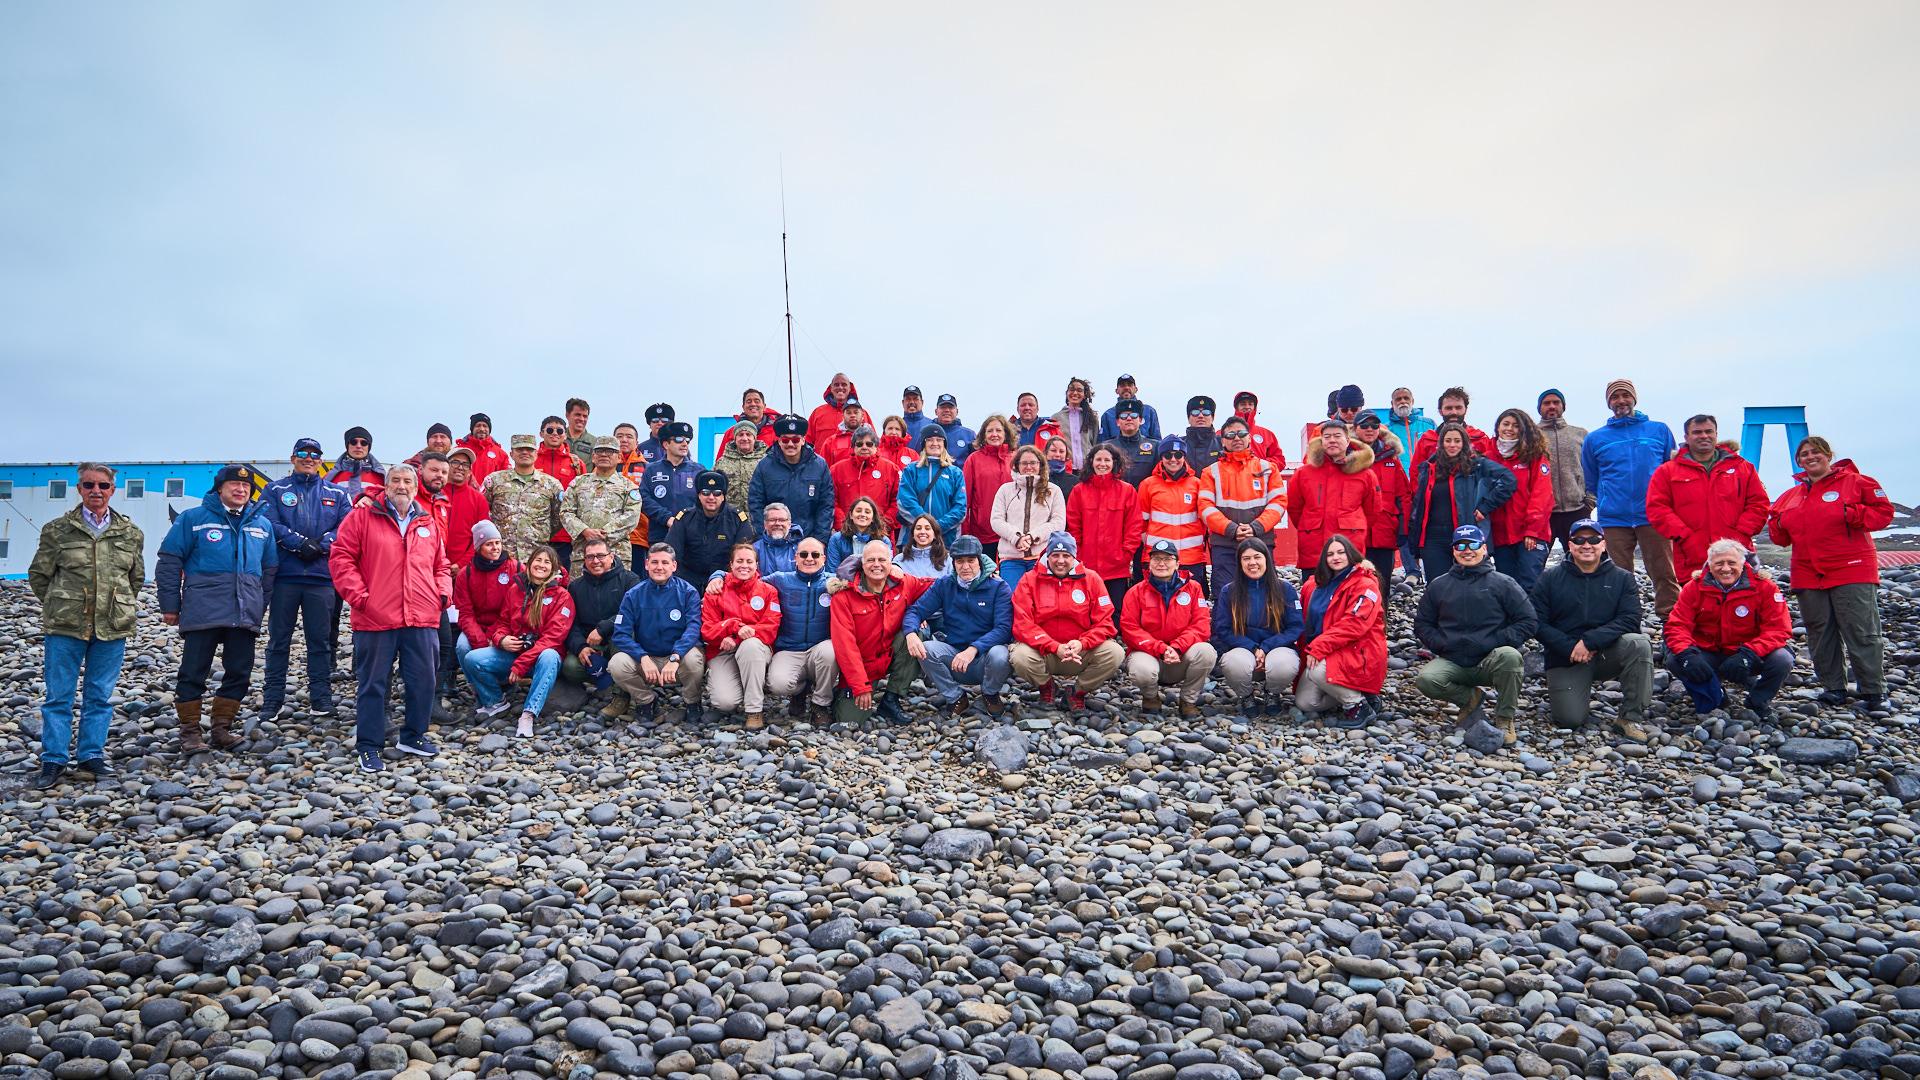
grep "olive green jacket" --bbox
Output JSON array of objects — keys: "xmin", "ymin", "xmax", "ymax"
[{"xmin": 28, "ymin": 507, "xmax": 146, "ymax": 640}]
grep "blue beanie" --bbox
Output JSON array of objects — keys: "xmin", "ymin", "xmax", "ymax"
[
  {"xmin": 1334, "ymin": 384, "xmax": 1365, "ymax": 410},
  {"xmin": 1538, "ymin": 388, "xmax": 1565, "ymax": 408}
]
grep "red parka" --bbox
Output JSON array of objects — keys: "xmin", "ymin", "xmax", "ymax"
[
  {"xmin": 329, "ymin": 497, "xmax": 453, "ymax": 633},
  {"xmin": 1297, "ymin": 563, "xmax": 1387, "ymax": 694},
  {"xmin": 1766, "ymin": 459, "xmax": 1893, "ymax": 589},
  {"xmin": 457, "ymin": 434, "xmax": 509, "ymax": 481},
  {"xmin": 1119, "ymin": 574, "xmax": 1212, "ymax": 655},
  {"xmin": 445, "ymin": 481, "xmax": 491, "ymax": 568},
  {"xmin": 1364, "ymin": 432, "xmax": 1410, "ymax": 551},
  {"xmin": 831, "ymin": 455, "xmax": 902, "ymax": 532},
  {"xmin": 807, "ymin": 380, "xmax": 861, "ymax": 451},
  {"xmin": 1647, "ymin": 446, "xmax": 1771, "ymax": 571},
  {"xmin": 1488, "ymin": 447, "xmax": 1554, "ymax": 548},
  {"xmin": 879, "ymin": 434, "xmax": 921, "ymax": 471},
  {"xmin": 1066, "ymin": 473, "xmax": 1144, "ymax": 580},
  {"xmin": 502, "ymin": 575, "xmax": 576, "ymax": 679},
  {"xmin": 1288, "ymin": 438, "xmax": 1381, "ymax": 569},
  {"xmin": 1413, "ymin": 424, "xmax": 1494, "ymax": 468},
  {"xmin": 829, "ymin": 572, "xmax": 934, "ymax": 696},
  {"xmin": 1232, "ymin": 398, "xmax": 1288, "ymax": 469},
  {"xmin": 1664, "ymin": 568, "xmax": 1792, "ymax": 655},
  {"xmin": 453, "ymin": 556, "xmax": 523, "ymax": 648},
  {"xmin": 961, "ymin": 443, "xmax": 1013, "ymax": 546},
  {"xmin": 701, "ymin": 574, "xmax": 783, "ymax": 650},
  {"xmin": 1012, "ymin": 565, "xmax": 1117, "ymax": 654}
]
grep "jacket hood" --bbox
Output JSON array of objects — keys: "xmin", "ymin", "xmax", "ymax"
[
  {"xmin": 1368, "ymin": 430, "xmax": 1403, "ymax": 458},
  {"xmin": 1305, "ymin": 437, "xmax": 1376, "ymax": 473},
  {"xmin": 1792, "ymin": 458, "xmax": 1861, "ymax": 484},
  {"xmin": 1605, "ymin": 410, "xmax": 1651, "ymax": 428},
  {"xmin": 822, "ymin": 379, "xmax": 860, "ymax": 406}
]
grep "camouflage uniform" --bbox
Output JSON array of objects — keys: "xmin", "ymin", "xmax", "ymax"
[
  {"xmin": 482, "ymin": 468, "xmax": 564, "ymax": 561},
  {"xmin": 561, "ymin": 470, "xmax": 643, "ymax": 575}
]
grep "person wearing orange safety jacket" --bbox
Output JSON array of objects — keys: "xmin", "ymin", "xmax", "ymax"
[
  {"xmin": 1136, "ymin": 438, "xmax": 1210, "ymax": 594},
  {"xmin": 1198, "ymin": 414, "xmax": 1287, "ymax": 596}
]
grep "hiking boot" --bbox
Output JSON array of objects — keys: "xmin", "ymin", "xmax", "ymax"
[
  {"xmin": 1067, "ymin": 690, "xmax": 1089, "ymax": 713},
  {"xmin": 875, "ymin": 693, "xmax": 909, "ymax": 725},
  {"xmin": 1179, "ymin": 701, "xmax": 1201, "ymax": 720},
  {"xmin": 1038, "ymin": 681, "xmax": 1055, "ymax": 706},
  {"xmin": 952, "ymin": 691, "xmax": 975, "ymax": 715},
  {"xmin": 1816, "ymin": 688, "xmax": 1848, "ymax": 707},
  {"xmin": 1498, "ymin": 714, "xmax": 1519, "ymax": 746},
  {"xmin": 809, "ymin": 703, "xmax": 832, "ymax": 725},
  {"xmin": 601, "ymin": 692, "xmax": 632, "ymax": 719},
  {"xmin": 208, "ymin": 697, "xmax": 245, "ymax": 750},
  {"xmin": 1332, "ymin": 700, "xmax": 1377, "ymax": 729},
  {"xmin": 31, "ymin": 763, "xmax": 62, "ymax": 790},
  {"xmin": 1263, "ymin": 698, "xmax": 1289, "ymax": 718},
  {"xmin": 176, "ymin": 700, "xmax": 207, "ymax": 755},
  {"xmin": 1858, "ymin": 695, "xmax": 1892, "ymax": 714},
  {"xmin": 788, "ymin": 695, "xmax": 808, "ymax": 718},
  {"xmin": 981, "ymin": 694, "xmax": 1007, "ymax": 718},
  {"xmin": 633, "ymin": 700, "xmax": 659, "ymax": 722},
  {"xmin": 1613, "ymin": 716, "xmax": 1651, "ymax": 743},
  {"xmin": 431, "ymin": 700, "xmax": 455, "ymax": 723},
  {"xmin": 1460, "ymin": 688, "xmax": 1485, "ymax": 718},
  {"xmin": 744, "ymin": 713, "xmax": 765, "ymax": 730}
]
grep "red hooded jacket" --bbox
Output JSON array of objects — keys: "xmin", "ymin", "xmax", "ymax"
[
  {"xmin": 1298, "ymin": 563, "xmax": 1387, "ymax": 693},
  {"xmin": 1288, "ymin": 438, "xmax": 1381, "ymax": 569},
  {"xmin": 502, "ymin": 574, "xmax": 576, "ymax": 679},
  {"xmin": 329, "ymin": 497, "xmax": 453, "ymax": 633},
  {"xmin": 1119, "ymin": 574, "xmax": 1211, "ymax": 655},
  {"xmin": 1766, "ymin": 459, "xmax": 1893, "ymax": 589},
  {"xmin": 1012, "ymin": 564, "xmax": 1117, "ymax": 654},
  {"xmin": 807, "ymin": 381, "xmax": 860, "ymax": 450},
  {"xmin": 1413, "ymin": 425, "xmax": 1494, "ymax": 468},
  {"xmin": 879, "ymin": 433, "xmax": 921, "ymax": 471},
  {"xmin": 831, "ymin": 455, "xmax": 902, "ymax": 532},
  {"xmin": 457, "ymin": 434, "xmax": 509, "ymax": 481},
  {"xmin": 1665, "ymin": 568, "xmax": 1791, "ymax": 655},
  {"xmin": 1646, "ymin": 446, "xmax": 1771, "ymax": 571},
  {"xmin": 1232, "ymin": 397, "xmax": 1288, "ymax": 469},
  {"xmin": 453, "ymin": 556, "xmax": 522, "ymax": 648},
  {"xmin": 1488, "ymin": 447, "xmax": 1555, "ymax": 548},
  {"xmin": 1364, "ymin": 432, "xmax": 1410, "ymax": 551},
  {"xmin": 1066, "ymin": 473, "xmax": 1144, "ymax": 580},
  {"xmin": 961, "ymin": 443, "xmax": 1013, "ymax": 545},
  {"xmin": 829, "ymin": 571, "xmax": 934, "ymax": 696},
  {"xmin": 445, "ymin": 481, "xmax": 490, "ymax": 568},
  {"xmin": 701, "ymin": 574, "xmax": 783, "ymax": 651}
]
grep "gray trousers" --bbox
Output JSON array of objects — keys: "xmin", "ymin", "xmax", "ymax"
[
  {"xmin": 1798, "ymin": 584, "xmax": 1884, "ymax": 696},
  {"xmin": 1415, "ymin": 646, "xmax": 1522, "ymax": 718},
  {"xmin": 1124, "ymin": 642, "xmax": 1219, "ymax": 705},
  {"xmin": 706, "ymin": 638, "xmax": 772, "ymax": 714},
  {"xmin": 1542, "ymin": 633, "xmax": 1652, "ymax": 728},
  {"xmin": 768, "ymin": 642, "xmax": 839, "ymax": 707},
  {"xmin": 1296, "ymin": 658, "xmax": 1365, "ymax": 713},
  {"xmin": 1217, "ymin": 646, "xmax": 1301, "ymax": 700}
]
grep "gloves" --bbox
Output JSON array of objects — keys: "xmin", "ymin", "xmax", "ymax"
[
  {"xmin": 298, "ymin": 540, "xmax": 325, "ymax": 561},
  {"xmin": 1720, "ymin": 647, "xmax": 1759, "ymax": 683},
  {"xmin": 1677, "ymin": 647, "xmax": 1715, "ymax": 686}
]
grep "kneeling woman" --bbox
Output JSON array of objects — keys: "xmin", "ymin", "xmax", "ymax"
[
  {"xmin": 462, "ymin": 544, "xmax": 574, "ymax": 738},
  {"xmin": 1212, "ymin": 538, "xmax": 1304, "ymax": 716},
  {"xmin": 702, "ymin": 544, "xmax": 783, "ymax": 728},
  {"xmin": 1296, "ymin": 534, "xmax": 1388, "ymax": 728},
  {"xmin": 1663, "ymin": 539, "xmax": 1795, "ymax": 723}
]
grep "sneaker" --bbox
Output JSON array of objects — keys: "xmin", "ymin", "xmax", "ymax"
[
  {"xmin": 1332, "ymin": 700, "xmax": 1377, "ymax": 729},
  {"xmin": 475, "ymin": 699, "xmax": 513, "ymax": 719},
  {"xmin": 1816, "ymin": 689, "xmax": 1849, "ymax": 707},
  {"xmin": 260, "ymin": 702, "xmax": 285, "ymax": 722},
  {"xmin": 75, "ymin": 758, "xmax": 114, "ymax": 777},
  {"xmin": 396, "ymin": 736, "xmax": 437, "ymax": 758},
  {"xmin": 516, "ymin": 712, "xmax": 535, "ymax": 737},
  {"xmin": 358, "ymin": 751, "xmax": 384, "ymax": 773},
  {"xmin": 875, "ymin": 694, "xmax": 909, "ymax": 725},
  {"xmin": 1613, "ymin": 717, "xmax": 1651, "ymax": 743},
  {"xmin": 31, "ymin": 763, "xmax": 62, "ymax": 790}
]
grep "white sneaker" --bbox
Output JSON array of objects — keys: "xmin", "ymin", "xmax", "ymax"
[
  {"xmin": 475, "ymin": 700, "xmax": 512, "ymax": 719},
  {"xmin": 516, "ymin": 712, "xmax": 534, "ymax": 737}
]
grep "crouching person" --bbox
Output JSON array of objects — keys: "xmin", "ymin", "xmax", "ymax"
[
  {"xmin": 765, "ymin": 537, "xmax": 839, "ymax": 723},
  {"xmin": 905, "ymin": 535, "xmax": 1016, "ymax": 717},
  {"xmin": 1212, "ymin": 538, "xmax": 1302, "ymax": 717},
  {"xmin": 462, "ymin": 545, "xmax": 572, "ymax": 738},
  {"xmin": 1413, "ymin": 524, "xmax": 1537, "ymax": 745},
  {"xmin": 607, "ymin": 543, "xmax": 706, "ymax": 721},
  {"xmin": 561, "ymin": 537, "xmax": 640, "ymax": 716},
  {"xmin": 1296, "ymin": 535, "xmax": 1387, "ymax": 729},
  {"xmin": 1664, "ymin": 539, "xmax": 1794, "ymax": 723},
  {"xmin": 1530, "ymin": 517, "xmax": 1653, "ymax": 740},
  {"xmin": 701, "ymin": 544, "xmax": 781, "ymax": 728},
  {"xmin": 828, "ymin": 540, "xmax": 935, "ymax": 724},
  {"xmin": 1009, "ymin": 532, "xmax": 1125, "ymax": 714},
  {"xmin": 1120, "ymin": 538, "xmax": 1217, "ymax": 719}
]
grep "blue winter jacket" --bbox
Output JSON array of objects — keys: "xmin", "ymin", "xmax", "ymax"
[
  {"xmin": 901, "ymin": 409, "xmax": 935, "ymax": 442},
  {"xmin": 749, "ymin": 447, "xmax": 835, "ymax": 542},
  {"xmin": 904, "ymin": 570, "xmax": 1014, "ymax": 650},
  {"xmin": 1581, "ymin": 411, "xmax": 1675, "ymax": 528},
  {"xmin": 642, "ymin": 456, "xmax": 705, "ymax": 543},
  {"xmin": 1210, "ymin": 576, "xmax": 1304, "ymax": 653},
  {"xmin": 1099, "ymin": 401, "xmax": 1163, "ymax": 441},
  {"xmin": 754, "ymin": 530, "xmax": 801, "ymax": 576},
  {"xmin": 896, "ymin": 460, "xmax": 967, "ymax": 543},
  {"xmin": 767, "ymin": 568, "xmax": 834, "ymax": 651},
  {"xmin": 828, "ymin": 530, "xmax": 887, "ymax": 575},
  {"xmin": 259, "ymin": 471, "xmax": 351, "ymax": 585},
  {"xmin": 611, "ymin": 574, "xmax": 703, "ymax": 658},
  {"xmin": 155, "ymin": 492, "xmax": 279, "ymax": 632},
  {"xmin": 934, "ymin": 420, "xmax": 976, "ymax": 463},
  {"xmin": 1369, "ymin": 408, "xmax": 1435, "ymax": 471}
]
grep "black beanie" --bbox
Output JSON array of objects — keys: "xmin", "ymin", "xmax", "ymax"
[
  {"xmin": 344, "ymin": 425, "xmax": 373, "ymax": 446},
  {"xmin": 469, "ymin": 412, "xmax": 491, "ymax": 431},
  {"xmin": 427, "ymin": 422, "xmax": 452, "ymax": 439}
]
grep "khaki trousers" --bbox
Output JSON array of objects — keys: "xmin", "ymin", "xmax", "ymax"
[{"xmin": 1009, "ymin": 639, "xmax": 1124, "ymax": 692}]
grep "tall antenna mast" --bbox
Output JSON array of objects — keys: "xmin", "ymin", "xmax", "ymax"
[{"xmin": 781, "ymin": 160, "xmax": 796, "ymax": 414}]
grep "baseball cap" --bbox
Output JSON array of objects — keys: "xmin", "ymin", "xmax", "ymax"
[
  {"xmin": 1451, "ymin": 524, "xmax": 1487, "ymax": 547},
  {"xmin": 292, "ymin": 437, "xmax": 323, "ymax": 455},
  {"xmin": 1147, "ymin": 538, "xmax": 1179, "ymax": 558},
  {"xmin": 950, "ymin": 535, "xmax": 984, "ymax": 559},
  {"xmin": 592, "ymin": 436, "xmax": 619, "ymax": 452},
  {"xmin": 936, "ymin": 393, "xmax": 958, "ymax": 407},
  {"xmin": 903, "ymin": 385, "xmax": 922, "ymax": 397}
]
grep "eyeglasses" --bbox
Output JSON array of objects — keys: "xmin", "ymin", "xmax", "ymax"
[
  {"xmin": 543, "ymin": 426, "xmax": 565, "ymax": 435},
  {"xmin": 1569, "ymin": 535, "xmax": 1604, "ymax": 546},
  {"xmin": 584, "ymin": 551, "xmax": 613, "ymax": 560},
  {"xmin": 293, "ymin": 451, "xmax": 323, "ymax": 460},
  {"xmin": 347, "ymin": 438, "xmax": 371, "ymax": 447},
  {"xmin": 1452, "ymin": 540, "xmax": 1485, "ymax": 552},
  {"xmin": 79, "ymin": 481, "xmax": 113, "ymax": 491}
]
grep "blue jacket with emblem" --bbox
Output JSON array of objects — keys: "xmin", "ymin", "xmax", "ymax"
[
  {"xmin": 749, "ymin": 447, "xmax": 835, "ymax": 542},
  {"xmin": 754, "ymin": 530, "xmax": 802, "ymax": 576},
  {"xmin": 1099, "ymin": 401, "xmax": 1163, "ymax": 441},
  {"xmin": 934, "ymin": 419, "xmax": 976, "ymax": 463},
  {"xmin": 258, "ymin": 471, "xmax": 352, "ymax": 584},
  {"xmin": 1581, "ymin": 411, "xmax": 1676, "ymax": 528},
  {"xmin": 767, "ymin": 567, "xmax": 835, "ymax": 651},
  {"xmin": 611, "ymin": 574, "xmax": 703, "ymax": 658},
  {"xmin": 642, "ymin": 456, "xmax": 705, "ymax": 543},
  {"xmin": 155, "ymin": 492, "xmax": 279, "ymax": 631},
  {"xmin": 896, "ymin": 460, "xmax": 967, "ymax": 543},
  {"xmin": 903, "ymin": 569, "xmax": 1014, "ymax": 651}
]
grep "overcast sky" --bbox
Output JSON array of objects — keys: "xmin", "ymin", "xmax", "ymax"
[{"xmin": 3, "ymin": 3, "xmax": 1916, "ymax": 497}]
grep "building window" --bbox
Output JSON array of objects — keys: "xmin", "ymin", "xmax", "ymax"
[
  {"xmin": 0, "ymin": 539, "xmax": 8, "ymax": 559},
  {"xmin": 126, "ymin": 479, "xmax": 146, "ymax": 498},
  {"xmin": 47, "ymin": 480, "xmax": 68, "ymax": 500},
  {"xmin": 0, "ymin": 480, "xmax": 10, "ymax": 500},
  {"xmin": 165, "ymin": 479, "xmax": 185, "ymax": 498}
]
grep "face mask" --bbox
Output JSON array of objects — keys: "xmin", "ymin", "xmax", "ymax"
[{"xmin": 1393, "ymin": 404, "xmax": 1412, "ymax": 419}]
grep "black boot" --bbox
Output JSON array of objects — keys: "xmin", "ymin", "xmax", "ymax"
[
  {"xmin": 875, "ymin": 693, "xmax": 909, "ymax": 724},
  {"xmin": 31, "ymin": 763, "xmax": 63, "ymax": 790}
]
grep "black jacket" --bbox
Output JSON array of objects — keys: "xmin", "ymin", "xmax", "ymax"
[
  {"xmin": 1528, "ymin": 556, "xmax": 1641, "ymax": 668},
  {"xmin": 666, "ymin": 503, "xmax": 753, "ymax": 586},
  {"xmin": 1408, "ymin": 456, "xmax": 1516, "ymax": 544},
  {"xmin": 1414, "ymin": 558, "xmax": 1537, "ymax": 666},
  {"xmin": 564, "ymin": 564, "xmax": 641, "ymax": 656}
]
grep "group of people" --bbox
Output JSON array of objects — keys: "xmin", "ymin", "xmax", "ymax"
[{"xmin": 24, "ymin": 378, "xmax": 1895, "ymax": 787}]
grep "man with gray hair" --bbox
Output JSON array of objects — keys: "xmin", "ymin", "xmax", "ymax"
[
  {"xmin": 753, "ymin": 502, "xmax": 802, "ymax": 574},
  {"xmin": 27, "ymin": 463, "xmax": 145, "ymax": 788}
]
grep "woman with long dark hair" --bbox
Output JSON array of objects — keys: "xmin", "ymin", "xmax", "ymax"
[
  {"xmin": 1067, "ymin": 443, "xmax": 1143, "ymax": 617},
  {"xmin": 462, "ymin": 544, "xmax": 574, "ymax": 739},
  {"xmin": 1487, "ymin": 408, "xmax": 1554, "ymax": 590},
  {"xmin": 961, "ymin": 414, "xmax": 1016, "ymax": 559},
  {"xmin": 828, "ymin": 496, "xmax": 890, "ymax": 572},
  {"xmin": 1408, "ymin": 420, "xmax": 1516, "ymax": 581},
  {"xmin": 1296, "ymin": 534, "xmax": 1387, "ymax": 728},
  {"xmin": 1211, "ymin": 538, "xmax": 1303, "ymax": 716},
  {"xmin": 1050, "ymin": 377, "xmax": 1100, "ymax": 470},
  {"xmin": 893, "ymin": 514, "xmax": 952, "ymax": 578}
]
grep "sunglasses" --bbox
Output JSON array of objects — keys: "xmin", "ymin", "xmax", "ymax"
[
  {"xmin": 1452, "ymin": 540, "xmax": 1485, "ymax": 552},
  {"xmin": 670, "ymin": 436, "xmax": 691, "ymax": 444},
  {"xmin": 1162, "ymin": 451, "xmax": 1185, "ymax": 458},
  {"xmin": 293, "ymin": 451, "xmax": 323, "ymax": 460},
  {"xmin": 1189, "ymin": 409, "xmax": 1213, "ymax": 418},
  {"xmin": 79, "ymin": 481, "xmax": 113, "ymax": 491},
  {"xmin": 543, "ymin": 427, "xmax": 565, "ymax": 435},
  {"xmin": 854, "ymin": 442, "xmax": 876, "ymax": 449},
  {"xmin": 1221, "ymin": 430, "xmax": 1250, "ymax": 439},
  {"xmin": 796, "ymin": 550, "xmax": 825, "ymax": 559},
  {"xmin": 347, "ymin": 438, "xmax": 371, "ymax": 447},
  {"xmin": 1569, "ymin": 535, "xmax": 1605, "ymax": 546}
]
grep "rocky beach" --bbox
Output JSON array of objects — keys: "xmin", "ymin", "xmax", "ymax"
[{"xmin": 1, "ymin": 569, "xmax": 1917, "ymax": 1080}]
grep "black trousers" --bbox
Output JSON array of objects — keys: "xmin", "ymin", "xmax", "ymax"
[
  {"xmin": 177, "ymin": 626, "xmax": 258, "ymax": 702},
  {"xmin": 1549, "ymin": 509, "xmax": 1587, "ymax": 560},
  {"xmin": 264, "ymin": 581, "xmax": 337, "ymax": 709}
]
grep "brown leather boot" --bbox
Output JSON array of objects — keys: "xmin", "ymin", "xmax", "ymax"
[
  {"xmin": 208, "ymin": 697, "xmax": 245, "ymax": 750},
  {"xmin": 177, "ymin": 699, "xmax": 207, "ymax": 754}
]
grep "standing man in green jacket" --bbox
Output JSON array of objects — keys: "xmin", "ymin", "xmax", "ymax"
[{"xmin": 27, "ymin": 463, "xmax": 145, "ymax": 789}]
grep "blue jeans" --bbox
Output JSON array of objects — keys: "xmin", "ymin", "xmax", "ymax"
[
  {"xmin": 463, "ymin": 646, "xmax": 561, "ymax": 713},
  {"xmin": 1666, "ymin": 647, "xmax": 1793, "ymax": 713},
  {"xmin": 354, "ymin": 627, "xmax": 437, "ymax": 753},
  {"xmin": 918, "ymin": 641, "xmax": 1011, "ymax": 701},
  {"xmin": 263, "ymin": 580, "xmax": 337, "ymax": 709},
  {"xmin": 1493, "ymin": 543, "xmax": 1549, "ymax": 592},
  {"xmin": 999, "ymin": 558, "xmax": 1035, "ymax": 590},
  {"xmin": 41, "ymin": 635, "xmax": 126, "ymax": 766}
]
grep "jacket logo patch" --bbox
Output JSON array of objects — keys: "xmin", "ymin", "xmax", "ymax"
[
  {"xmin": 206, "ymin": 529, "xmax": 223, "ymax": 542},
  {"xmin": 750, "ymin": 596, "xmax": 765, "ymax": 610},
  {"xmin": 417, "ymin": 527, "xmax": 432, "ymax": 538},
  {"xmin": 560, "ymin": 607, "xmax": 569, "ymax": 617},
  {"xmin": 808, "ymin": 484, "xmax": 817, "ymax": 496},
  {"xmin": 1822, "ymin": 491, "xmax": 1839, "ymax": 502},
  {"xmin": 1071, "ymin": 589, "xmax": 1086, "ymax": 603},
  {"xmin": 1176, "ymin": 593, "xmax": 1191, "ymax": 606},
  {"xmin": 1735, "ymin": 605, "xmax": 1749, "ymax": 617},
  {"xmin": 655, "ymin": 485, "xmax": 668, "ymax": 498},
  {"xmin": 629, "ymin": 490, "xmax": 643, "ymax": 502},
  {"xmin": 498, "ymin": 573, "xmax": 510, "ymax": 584},
  {"xmin": 819, "ymin": 594, "xmax": 832, "ymax": 607},
  {"xmin": 669, "ymin": 609, "xmax": 682, "ymax": 621},
  {"xmin": 280, "ymin": 492, "xmax": 299, "ymax": 506},
  {"xmin": 1183, "ymin": 493, "xmax": 1193, "ymax": 504},
  {"xmin": 1875, "ymin": 488, "xmax": 1886, "ymax": 497},
  {"xmin": 542, "ymin": 596, "xmax": 553, "ymax": 605},
  {"xmin": 871, "ymin": 469, "xmax": 882, "ymax": 479}
]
